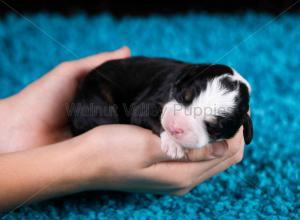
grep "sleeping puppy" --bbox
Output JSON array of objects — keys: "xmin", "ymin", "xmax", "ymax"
[{"xmin": 69, "ymin": 57, "xmax": 253, "ymax": 158}]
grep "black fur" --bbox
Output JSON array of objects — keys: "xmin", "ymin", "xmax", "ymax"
[{"xmin": 68, "ymin": 56, "xmax": 253, "ymax": 144}]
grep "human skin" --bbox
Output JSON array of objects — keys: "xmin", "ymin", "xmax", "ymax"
[{"xmin": 0, "ymin": 47, "xmax": 245, "ymax": 212}]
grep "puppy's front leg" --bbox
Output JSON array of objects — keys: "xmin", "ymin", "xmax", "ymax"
[{"xmin": 160, "ymin": 131, "xmax": 185, "ymax": 159}]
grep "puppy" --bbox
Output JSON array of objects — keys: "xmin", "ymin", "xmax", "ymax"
[{"xmin": 68, "ymin": 57, "xmax": 253, "ymax": 158}]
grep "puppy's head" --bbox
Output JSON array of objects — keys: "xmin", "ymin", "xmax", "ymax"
[{"xmin": 161, "ymin": 64, "xmax": 253, "ymax": 149}]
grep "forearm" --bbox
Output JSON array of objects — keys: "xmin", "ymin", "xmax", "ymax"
[
  {"xmin": 0, "ymin": 96, "xmax": 21, "ymax": 153},
  {"xmin": 0, "ymin": 137, "xmax": 90, "ymax": 212}
]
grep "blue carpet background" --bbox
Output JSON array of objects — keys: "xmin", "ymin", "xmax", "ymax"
[{"xmin": 0, "ymin": 12, "xmax": 300, "ymax": 219}]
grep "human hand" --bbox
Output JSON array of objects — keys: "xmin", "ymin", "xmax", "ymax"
[
  {"xmin": 0, "ymin": 47, "xmax": 131, "ymax": 153},
  {"xmin": 77, "ymin": 124, "xmax": 245, "ymax": 195},
  {"xmin": 0, "ymin": 122, "xmax": 244, "ymax": 211},
  {"xmin": 0, "ymin": 49, "xmax": 246, "ymax": 209}
]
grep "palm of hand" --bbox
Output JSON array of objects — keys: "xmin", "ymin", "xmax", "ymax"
[
  {"xmin": 1, "ymin": 47, "xmax": 131, "ymax": 152},
  {"xmin": 6, "ymin": 71, "xmax": 76, "ymax": 150}
]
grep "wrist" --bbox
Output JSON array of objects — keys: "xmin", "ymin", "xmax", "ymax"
[
  {"xmin": 0, "ymin": 96, "xmax": 19, "ymax": 152},
  {"xmin": 52, "ymin": 137, "xmax": 96, "ymax": 193},
  {"xmin": 0, "ymin": 139, "xmax": 92, "ymax": 210},
  {"xmin": 60, "ymin": 133, "xmax": 107, "ymax": 191},
  {"xmin": 72, "ymin": 130, "xmax": 114, "ymax": 191}
]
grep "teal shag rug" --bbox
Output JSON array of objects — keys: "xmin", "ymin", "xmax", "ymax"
[{"xmin": 0, "ymin": 12, "xmax": 299, "ymax": 219}]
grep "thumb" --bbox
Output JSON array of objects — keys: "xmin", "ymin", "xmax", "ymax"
[
  {"xmin": 154, "ymin": 141, "xmax": 228, "ymax": 163},
  {"xmin": 51, "ymin": 46, "xmax": 131, "ymax": 79},
  {"xmin": 73, "ymin": 46, "xmax": 131, "ymax": 75},
  {"xmin": 184, "ymin": 141, "xmax": 228, "ymax": 162}
]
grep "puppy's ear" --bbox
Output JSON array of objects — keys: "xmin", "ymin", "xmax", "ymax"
[{"xmin": 243, "ymin": 114, "xmax": 253, "ymax": 145}]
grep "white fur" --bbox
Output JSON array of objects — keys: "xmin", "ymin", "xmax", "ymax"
[
  {"xmin": 160, "ymin": 71, "xmax": 248, "ymax": 159},
  {"xmin": 160, "ymin": 131, "xmax": 185, "ymax": 158},
  {"xmin": 191, "ymin": 75, "xmax": 239, "ymax": 119},
  {"xmin": 185, "ymin": 75, "xmax": 239, "ymax": 147}
]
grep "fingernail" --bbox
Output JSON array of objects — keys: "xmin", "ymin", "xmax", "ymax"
[
  {"xmin": 118, "ymin": 46, "xmax": 128, "ymax": 51},
  {"xmin": 116, "ymin": 46, "xmax": 130, "ymax": 56},
  {"xmin": 211, "ymin": 142, "xmax": 227, "ymax": 157}
]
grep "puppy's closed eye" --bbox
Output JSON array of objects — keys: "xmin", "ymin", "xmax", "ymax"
[
  {"xmin": 182, "ymin": 88, "xmax": 195, "ymax": 105},
  {"xmin": 174, "ymin": 87, "xmax": 195, "ymax": 105}
]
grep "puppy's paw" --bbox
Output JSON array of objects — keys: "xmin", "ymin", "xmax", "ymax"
[{"xmin": 160, "ymin": 132, "xmax": 185, "ymax": 159}]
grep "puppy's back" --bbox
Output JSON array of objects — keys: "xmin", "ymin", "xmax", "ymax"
[{"xmin": 69, "ymin": 57, "xmax": 187, "ymax": 135}]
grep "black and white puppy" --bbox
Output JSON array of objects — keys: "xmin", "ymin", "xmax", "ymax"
[{"xmin": 69, "ymin": 57, "xmax": 253, "ymax": 158}]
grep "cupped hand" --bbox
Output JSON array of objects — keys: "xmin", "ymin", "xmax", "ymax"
[
  {"xmin": 0, "ymin": 47, "xmax": 131, "ymax": 152},
  {"xmin": 0, "ymin": 123, "xmax": 244, "ymax": 211},
  {"xmin": 0, "ymin": 46, "xmax": 246, "ymax": 204},
  {"xmin": 77, "ymin": 124, "xmax": 244, "ymax": 195}
]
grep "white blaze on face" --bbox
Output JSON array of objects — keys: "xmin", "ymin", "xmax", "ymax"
[{"xmin": 161, "ymin": 72, "xmax": 241, "ymax": 149}]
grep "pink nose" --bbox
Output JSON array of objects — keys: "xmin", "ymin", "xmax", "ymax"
[{"xmin": 168, "ymin": 126, "xmax": 184, "ymax": 136}]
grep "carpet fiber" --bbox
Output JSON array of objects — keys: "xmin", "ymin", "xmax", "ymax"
[{"xmin": 0, "ymin": 12, "xmax": 299, "ymax": 219}]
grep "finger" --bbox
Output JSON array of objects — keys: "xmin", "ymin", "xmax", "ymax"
[
  {"xmin": 191, "ymin": 147, "xmax": 244, "ymax": 189},
  {"xmin": 153, "ymin": 126, "xmax": 244, "ymax": 163},
  {"xmin": 147, "ymin": 127, "xmax": 244, "ymax": 178},
  {"xmin": 172, "ymin": 147, "xmax": 245, "ymax": 195},
  {"xmin": 144, "ymin": 143, "xmax": 244, "ymax": 195},
  {"xmin": 73, "ymin": 46, "xmax": 131, "ymax": 76},
  {"xmin": 142, "ymin": 128, "xmax": 244, "ymax": 194},
  {"xmin": 52, "ymin": 46, "xmax": 131, "ymax": 79},
  {"xmin": 184, "ymin": 141, "xmax": 228, "ymax": 162},
  {"xmin": 151, "ymin": 140, "xmax": 229, "ymax": 163},
  {"xmin": 184, "ymin": 128, "xmax": 244, "ymax": 176}
]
